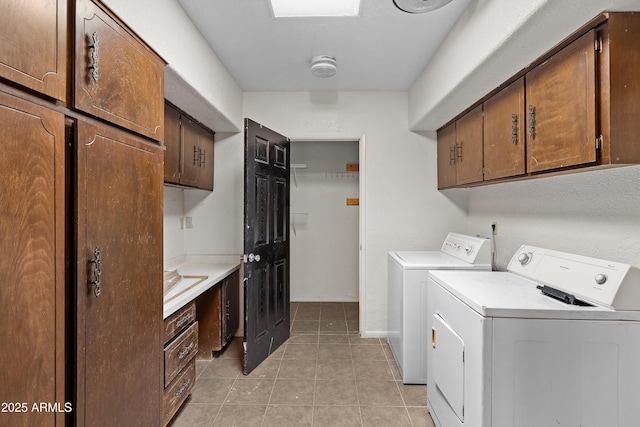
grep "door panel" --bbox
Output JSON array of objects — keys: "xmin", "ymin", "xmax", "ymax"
[
  {"xmin": 0, "ymin": 0, "xmax": 67, "ymax": 101},
  {"xmin": 75, "ymin": 120, "xmax": 163, "ymax": 426},
  {"xmin": 243, "ymin": 119, "xmax": 290, "ymax": 375},
  {"xmin": 0, "ymin": 91, "xmax": 65, "ymax": 427},
  {"xmin": 526, "ymin": 29, "xmax": 597, "ymax": 172},
  {"xmin": 483, "ymin": 77, "xmax": 526, "ymax": 180},
  {"xmin": 432, "ymin": 314, "xmax": 465, "ymax": 422},
  {"xmin": 455, "ymin": 105, "xmax": 484, "ymax": 185},
  {"xmin": 437, "ymin": 123, "xmax": 457, "ymax": 189}
]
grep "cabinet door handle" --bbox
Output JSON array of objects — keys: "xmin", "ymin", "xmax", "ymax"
[
  {"xmin": 89, "ymin": 247, "xmax": 102, "ymax": 297},
  {"xmin": 193, "ymin": 146, "xmax": 200, "ymax": 166},
  {"xmin": 455, "ymin": 141, "xmax": 462, "ymax": 162},
  {"xmin": 449, "ymin": 144, "xmax": 455, "ymax": 164},
  {"xmin": 511, "ymin": 113, "xmax": 518, "ymax": 144},
  {"xmin": 88, "ymin": 32, "xmax": 100, "ymax": 82},
  {"xmin": 528, "ymin": 105, "xmax": 536, "ymax": 139},
  {"xmin": 201, "ymin": 149, "xmax": 206, "ymax": 168}
]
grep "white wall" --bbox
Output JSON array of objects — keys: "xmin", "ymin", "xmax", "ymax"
[
  {"xmin": 290, "ymin": 141, "xmax": 360, "ymax": 302},
  {"xmin": 463, "ymin": 166, "xmax": 640, "ymax": 270},
  {"xmin": 243, "ymin": 92, "xmax": 467, "ymax": 336}
]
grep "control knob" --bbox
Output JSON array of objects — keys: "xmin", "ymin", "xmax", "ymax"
[
  {"xmin": 595, "ymin": 274, "xmax": 607, "ymax": 285},
  {"xmin": 465, "ymin": 245, "xmax": 474, "ymax": 255},
  {"xmin": 518, "ymin": 252, "xmax": 531, "ymax": 265}
]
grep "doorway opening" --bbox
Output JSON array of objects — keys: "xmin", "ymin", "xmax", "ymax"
[{"xmin": 289, "ymin": 140, "xmax": 360, "ymax": 304}]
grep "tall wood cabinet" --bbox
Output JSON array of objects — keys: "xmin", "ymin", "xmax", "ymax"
[
  {"xmin": 0, "ymin": 1, "xmax": 165, "ymax": 426},
  {"xmin": 74, "ymin": 120, "xmax": 163, "ymax": 426}
]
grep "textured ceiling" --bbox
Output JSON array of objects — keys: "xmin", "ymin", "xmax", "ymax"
[{"xmin": 177, "ymin": 0, "xmax": 471, "ymax": 91}]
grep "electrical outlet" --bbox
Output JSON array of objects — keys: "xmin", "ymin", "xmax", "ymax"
[
  {"xmin": 185, "ymin": 216, "xmax": 193, "ymax": 229},
  {"xmin": 492, "ymin": 222, "xmax": 498, "ymax": 235}
]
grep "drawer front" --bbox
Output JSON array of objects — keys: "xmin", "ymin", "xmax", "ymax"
[
  {"xmin": 164, "ymin": 302, "xmax": 196, "ymax": 344},
  {"xmin": 164, "ymin": 321, "xmax": 198, "ymax": 386},
  {"xmin": 163, "ymin": 359, "xmax": 195, "ymax": 426},
  {"xmin": 75, "ymin": 0, "xmax": 164, "ymax": 142}
]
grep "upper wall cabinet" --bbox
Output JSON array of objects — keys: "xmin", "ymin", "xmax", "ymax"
[
  {"xmin": 75, "ymin": 0, "xmax": 165, "ymax": 142},
  {"xmin": 437, "ymin": 105, "xmax": 483, "ymax": 189},
  {"xmin": 0, "ymin": 0, "xmax": 68, "ymax": 102},
  {"xmin": 438, "ymin": 12, "xmax": 640, "ymax": 188},
  {"xmin": 526, "ymin": 30, "xmax": 597, "ymax": 173},
  {"xmin": 164, "ymin": 102, "xmax": 215, "ymax": 191},
  {"xmin": 483, "ymin": 77, "xmax": 525, "ymax": 180}
]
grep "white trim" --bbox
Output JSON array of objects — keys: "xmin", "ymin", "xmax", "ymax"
[{"xmin": 358, "ymin": 134, "xmax": 366, "ymax": 338}]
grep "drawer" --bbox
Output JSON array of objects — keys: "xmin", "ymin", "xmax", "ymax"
[
  {"xmin": 163, "ymin": 358, "xmax": 195, "ymax": 426},
  {"xmin": 164, "ymin": 301, "xmax": 196, "ymax": 344},
  {"xmin": 164, "ymin": 321, "xmax": 198, "ymax": 386}
]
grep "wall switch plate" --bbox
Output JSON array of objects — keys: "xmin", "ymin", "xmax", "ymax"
[{"xmin": 492, "ymin": 222, "xmax": 498, "ymax": 235}]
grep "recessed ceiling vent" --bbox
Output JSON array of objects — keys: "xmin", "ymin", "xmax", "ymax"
[
  {"xmin": 311, "ymin": 55, "xmax": 337, "ymax": 78},
  {"xmin": 393, "ymin": 0, "xmax": 452, "ymax": 13}
]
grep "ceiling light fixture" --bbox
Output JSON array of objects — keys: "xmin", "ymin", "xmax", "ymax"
[
  {"xmin": 393, "ymin": 0, "xmax": 452, "ymax": 14},
  {"xmin": 311, "ymin": 55, "xmax": 337, "ymax": 78},
  {"xmin": 270, "ymin": 0, "xmax": 360, "ymax": 18}
]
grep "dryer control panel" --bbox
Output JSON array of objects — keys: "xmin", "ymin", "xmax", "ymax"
[{"xmin": 507, "ymin": 245, "xmax": 640, "ymax": 311}]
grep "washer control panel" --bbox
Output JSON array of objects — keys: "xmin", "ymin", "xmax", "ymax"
[{"xmin": 440, "ymin": 233, "xmax": 491, "ymax": 265}]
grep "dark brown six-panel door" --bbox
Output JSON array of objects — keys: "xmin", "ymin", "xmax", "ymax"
[{"xmin": 243, "ymin": 119, "xmax": 290, "ymax": 375}]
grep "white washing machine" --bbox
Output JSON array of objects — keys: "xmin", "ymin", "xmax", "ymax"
[
  {"xmin": 388, "ymin": 232, "xmax": 491, "ymax": 384},
  {"xmin": 427, "ymin": 245, "xmax": 640, "ymax": 427}
]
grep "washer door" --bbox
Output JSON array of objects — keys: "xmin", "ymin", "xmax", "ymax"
[{"xmin": 432, "ymin": 313, "xmax": 465, "ymax": 422}]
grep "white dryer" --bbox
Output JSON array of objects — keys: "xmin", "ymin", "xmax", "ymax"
[
  {"xmin": 427, "ymin": 245, "xmax": 640, "ymax": 427},
  {"xmin": 388, "ymin": 232, "xmax": 491, "ymax": 384}
]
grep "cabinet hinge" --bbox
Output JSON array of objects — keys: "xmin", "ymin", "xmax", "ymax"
[
  {"xmin": 595, "ymin": 36, "xmax": 603, "ymax": 53},
  {"xmin": 595, "ymin": 135, "xmax": 603, "ymax": 150}
]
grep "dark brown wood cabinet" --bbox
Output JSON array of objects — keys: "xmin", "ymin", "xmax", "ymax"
[
  {"xmin": 74, "ymin": 119, "xmax": 164, "ymax": 426},
  {"xmin": 196, "ymin": 270, "xmax": 240, "ymax": 357},
  {"xmin": 0, "ymin": 90, "xmax": 66, "ymax": 427},
  {"xmin": 0, "ymin": 0, "xmax": 68, "ymax": 102},
  {"xmin": 437, "ymin": 105, "xmax": 483, "ymax": 189},
  {"xmin": 162, "ymin": 302, "xmax": 197, "ymax": 426},
  {"xmin": 525, "ymin": 30, "xmax": 597, "ymax": 173},
  {"xmin": 483, "ymin": 77, "xmax": 526, "ymax": 180},
  {"xmin": 1, "ymin": 1, "xmax": 166, "ymax": 426},
  {"xmin": 437, "ymin": 12, "xmax": 640, "ymax": 188},
  {"xmin": 164, "ymin": 102, "xmax": 215, "ymax": 190},
  {"xmin": 75, "ymin": 0, "xmax": 165, "ymax": 142}
]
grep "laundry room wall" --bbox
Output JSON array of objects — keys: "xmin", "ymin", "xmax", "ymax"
[
  {"xmin": 243, "ymin": 91, "xmax": 467, "ymax": 336},
  {"xmin": 289, "ymin": 141, "xmax": 360, "ymax": 302}
]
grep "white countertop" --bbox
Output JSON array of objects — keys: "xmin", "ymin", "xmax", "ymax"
[{"xmin": 163, "ymin": 256, "xmax": 241, "ymax": 319}]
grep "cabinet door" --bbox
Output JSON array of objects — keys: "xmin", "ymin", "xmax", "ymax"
[
  {"xmin": 180, "ymin": 117, "xmax": 214, "ymax": 190},
  {"xmin": 437, "ymin": 123, "xmax": 457, "ymax": 189},
  {"xmin": 0, "ymin": 0, "xmax": 67, "ymax": 101},
  {"xmin": 455, "ymin": 105, "xmax": 484, "ymax": 185},
  {"xmin": 75, "ymin": 0, "xmax": 164, "ymax": 142},
  {"xmin": 164, "ymin": 103, "xmax": 181, "ymax": 185},
  {"xmin": 526, "ymin": 30, "xmax": 597, "ymax": 173},
  {"xmin": 483, "ymin": 77, "xmax": 526, "ymax": 180},
  {"xmin": 0, "ymin": 91, "xmax": 65, "ymax": 427},
  {"xmin": 75, "ymin": 119, "xmax": 163, "ymax": 426}
]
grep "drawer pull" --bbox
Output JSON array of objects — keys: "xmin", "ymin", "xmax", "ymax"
[
  {"xmin": 528, "ymin": 104, "xmax": 536, "ymax": 139},
  {"xmin": 178, "ymin": 342, "xmax": 194, "ymax": 360},
  {"xmin": 175, "ymin": 312, "xmax": 193, "ymax": 329},
  {"xmin": 88, "ymin": 32, "xmax": 100, "ymax": 82},
  {"xmin": 175, "ymin": 378, "xmax": 192, "ymax": 398}
]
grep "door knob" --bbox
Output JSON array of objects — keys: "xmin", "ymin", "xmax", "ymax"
[{"xmin": 245, "ymin": 253, "xmax": 261, "ymax": 263}]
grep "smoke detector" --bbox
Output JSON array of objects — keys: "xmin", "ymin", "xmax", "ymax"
[
  {"xmin": 311, "ymin": 55, "xmax": 337, "ymax": 78},
  {"xmin": 393, "ymin": 0, "xmax": 452, "ymax": 13}
]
